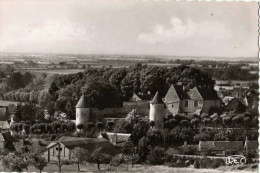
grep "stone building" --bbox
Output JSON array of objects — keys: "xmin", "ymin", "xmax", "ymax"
[
  {"xmin": 40, "ymin": 138, "xmax": 121, "ymax": 162},
  {"xmin": 149, "ymin": 91, "xmax": 165, "ymax": 129},
  {"xmin": 75, "ymin": 94, "xmax": 91, "ymax": 129},
  {"xmin": 164, "ymin": 85, "xmax": 220, "ymax": 115}
]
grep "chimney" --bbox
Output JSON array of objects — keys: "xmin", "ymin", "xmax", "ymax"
[{"xmin": 183, "ymin": 85, "xmax": 187, "ymax": 91}]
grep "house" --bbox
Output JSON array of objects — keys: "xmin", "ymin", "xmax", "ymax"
[
  {"xmin": 231, "ymin": 87, "xmax": 246, "ymax": 98},
  {"xmin": 244, "ymin": 137, "xmax": 259, "ymax": 156},
  {"xmin": 105, "ymin": 133, "xmax": 132, "ymax": 146},
  {"xmin": 0, "ymin": 104, "xmax": 16, "ymax": 121},
  {"xmin": 225, "ymin": 98, "xmax": 247, "ymax": 112},
  {"xmin": 0, "ymin": 120, "xmax": 10, "ymax": 131},
  {"xmin": 40, "ymin": 138, "xmax": 121, "ymax": 162},
  {"xmin": 164, "ymin": 85, "xmax": 220, "ymax": 115},
  {"xmin": 222, "ymin": 96, "xmax": 234, "ymax": 105},
  {"xmin": 199, "ymin": 141, "xmax": 244, "ymax": 156},
  {"xmin": 129, "ymin": 92, "xmax": 151, "ymax": 102}
]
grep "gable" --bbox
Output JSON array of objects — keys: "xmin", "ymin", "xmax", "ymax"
[
  {"xmin": 187, "ymin": 88, "xmax": 203, "ymax": 100},
  {"xmin": 164, "ymin": 85, "xmax": 182, "ymax": 103},
  {"xmin": 226, "ymin": 98, "xmax": 246, "ymax": 110},
  {"xmin": 195, "ymin": 87, "xmax": 219, "ymax": 100}
]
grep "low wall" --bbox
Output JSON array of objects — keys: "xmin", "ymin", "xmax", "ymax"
[{"xmin": 90, "ymin": 102, "xmax": 150, "ymax": 120}]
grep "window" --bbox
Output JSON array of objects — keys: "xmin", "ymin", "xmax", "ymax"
[
  {"xmin": 56, "ymin": 147, "xmax": 62, "ymax": 151},
  {"xmin": 172, "ymin": 104, "xmax": 174, "ymax": 108},
  {"xmin": 194, "ymin": 101, "xmax": 198, "ymax": 107},
  {"xmin": 184, "ymin": 101, "xmax": 188, "ymax": 107}
]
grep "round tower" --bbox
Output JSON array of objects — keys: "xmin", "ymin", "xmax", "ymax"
[
  {"xmin": 149, "ymin": 91, "xmax": 165, "ymax": 129},
  {"xmin": 76, "ymin": 94, "xmax": 90, "ymax": 130}
]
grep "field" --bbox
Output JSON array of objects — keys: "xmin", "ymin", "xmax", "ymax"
[
  {"xmin": 21, "ymin": 69, "xmax": 86, "ymax": 76},
  {"xmin": 0, "ymin": 163, "xmax": 257, "ymax": 173}
]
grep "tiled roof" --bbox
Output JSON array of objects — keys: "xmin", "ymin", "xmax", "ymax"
[
  {"xmin": 214, "ymin": 141, "xmax": 243, "ymax": 150},
  {"xmin": 150, "ymin": 91, "xmax": 164, "ymax": 104},
  {"xmin": 165, "ymin": 85, "xmax": 219, "ymax": 103},
  {"xmin": 187, "ymin": 88, "xmax": 203, "ymax": 100},
  {"xmin": 245, "ymin": 140, "xmax": 259, "ymax": 149},
  {"xmin": 76, "ymin": 94, "xmax": 90, "ymax": 108},
  {"xmin": 58, "ymin": 136, "xmax": 88, "ymax": 141},
  {"xmin": 60, "ymin": 138, "xmax": 108, "ymax": 148},
  {"xmin": 226, "ymin": 98, "xmax": 247, "ymax": 110},
  {"xmin": 135, "ymin": 94, "xmax": 151, "ymax": 101},
  {"xmin": 164, "ymin": 85, "xmax": 185, "ymax": 103},
  {"xmin": 195, "ymin": 87, "xmax": 220, "ymax": 100},
  {"xmin": 41, "ymin": 138, "xmax": 122, "ymax": 156},
  {"xmin": 199, "ymin": 141, "xmax": 243, "ymax": 150}
]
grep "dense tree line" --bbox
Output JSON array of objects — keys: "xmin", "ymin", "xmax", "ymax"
[
  {"xmin": 49, "ymin": 64, "xmax": 215, "ymax": 101},
  {"xmin": 203, "ymin": 66, "xmax": 258, "ymax": 80}
]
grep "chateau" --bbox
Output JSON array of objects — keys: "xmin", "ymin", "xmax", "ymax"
[{"xmin": 76, "ymin": 84, "xmax": 220, "ymax": 129}]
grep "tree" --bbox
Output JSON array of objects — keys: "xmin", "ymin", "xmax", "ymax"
[
  {"xmin": 96, "ymin": 122, "xmax": 104, "ymax": 132},
  {"xmin": 6, "ymin": 72, "xmax": 25, "ymax": 89},
  {"xmin": 137, "ymin": 137, "xmax": 150, "ymax": 163},
  {"xmin": 77, "ymin": 123, "xmax": 84, "ymax": 132},
  {"xmin": 191, "ymin": 118, "xmax": 200, "ymax": 129},
  {"xmin": 106, "ymin": 121, "xmax": 115, "ymax": 132},
  {"xmin": 31, "ymin": 155, "xmax": 48, "ymax": 173},
  {"xmin": 68, "ymin": 121, "xmax": 76, "ymax": 132},
  {"xmin": 61, "ymin": 123, "xmax": 68, "ymax": 133},
  {"xmin": 72, "ymin": 147, "xmax": 89, "ymax": 171},
  {"xmin": 2, "ymin": 153, "xmax": 29, "ymax": 172},
  {"xmin": 91, "ymin": 147, "xmax": 104, "ymax": 170},
  {"xmin": 150, "ymin": 121, "xmax": 155, "ymax": 129},
  {"xmin": 147, "ymin": 147, "xmax": 165, "ymax": 165},
  {"xmin": 180, "ymin": 120, "xmax": 190, "ymax": 128}
]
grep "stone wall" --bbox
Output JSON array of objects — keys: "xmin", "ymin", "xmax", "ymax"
[{"xmin": 90, "ymin": 101, "xmax": 150, "ymax": 121}]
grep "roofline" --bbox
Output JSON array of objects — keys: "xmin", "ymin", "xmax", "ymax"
[
  {"xmin": 107, "ymin": 133, "xmax": 131, "ymax": 136},
  {"xmin": 193, "ymin": 87, "xmax": 204, "ymax": 100}
]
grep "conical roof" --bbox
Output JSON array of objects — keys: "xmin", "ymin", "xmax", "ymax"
[
  {"xmin": 150, "ymin": 91, "xmax": 164, "ymax": 104},
  {"xmin": 76, "ymin": 94, "xmax": 90, "ymax": 108}
]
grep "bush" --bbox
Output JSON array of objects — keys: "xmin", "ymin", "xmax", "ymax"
[
  {"xmin": 110, "ymin": 155, "xmax": 126, "ymax": 166},
  {"xmin": 194, "ymin": 160, "xmax": 200, "ymax": 169},
  {"xmin": 185, "ymin": 160, "xmax": 191, "ymax": 167},
  {"xmin": 179, "ymin": 146, "xmax": 196, "ymax": 155},
  {"xmin": 147, "ymin": 147, "xmax": 165, "ymax": 165},
  {"xmin": 250, "ymin": 163, "xmax": 258, "ymax": 169},
  {"xmin": 50, "ymin": 135, "xmax": 56, "ymax": 141},
  {"xmin": 101, "ymin": 154, "xmax": 112, "ymax": 164},
  {"xmin": 211, "ymin": 159, "xmax": 224, "ymax": 168},
  {"xmin": 236, "ymin": 165, "xmax": 249, "ymax": 170},
  {"xmin": 63, "ymin": 159, "xmax": 70, "ymax": 165},
  {"xmin": 195, "ymin": 157, "xmax": 225, "ymax": 169}
]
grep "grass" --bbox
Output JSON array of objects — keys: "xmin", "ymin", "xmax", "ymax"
[{"xmin": 0, "ymin": 163, "xmax": 257, "ymax": 173}]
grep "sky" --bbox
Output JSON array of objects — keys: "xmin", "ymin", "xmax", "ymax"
[{"xmin": 0, "ymin": 0, "xmax": 258, "ymax": 58}]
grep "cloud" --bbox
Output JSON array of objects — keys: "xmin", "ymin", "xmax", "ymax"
[
  {"xmin": 137, "ymin": 17, "xmax": 232, "ymax": 45},
  {"xmin": 0, "ymin": 19, "xmax": 95, "ymax": 52}
]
